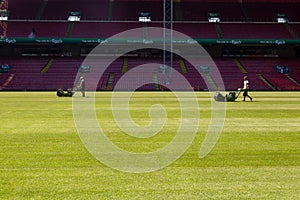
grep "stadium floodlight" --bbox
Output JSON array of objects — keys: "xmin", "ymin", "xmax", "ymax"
[
  {"xmin": 138, "ymin": 12, "xmax": 151, "ymax": 23},
  {"xmin": 68, "ymin": 11, "xmax": 81, "ymax": 22},
  {"xmin": 0, "ymin": 10, "xmax": 9, "ymax": 21},
  {"xmin": 276, "ymin": 13, "xmax": 288, "ymax": 23},
  {"xmin": 208, "ymin": 13, "xmax": 220, "ymax": 23}
]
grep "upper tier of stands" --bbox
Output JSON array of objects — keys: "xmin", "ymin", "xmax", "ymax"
[
  {"xmin": 43, "ymin": 0, "xmax": 109, "ymax": 20},
  {"xmin": 4, "ymin": 1, "xmax": 300, "ymax": 39},
  {"xmin": 245, "ymin": 2, "xmax": 300, "ymax": 22},
  {"xmin": 7, "ymin": 0, "xmax": 42, "ymax": 20},
  {"xmin": 6, "ymin": 1, "xmax": 300, "ymax": 22},
  {"xmin": 181, "ymin": 2, "xmax": 246, "ymax": 21},
  {"xmin": 111, "ymin": 1, "xmax": 162, "ymax": 21}
]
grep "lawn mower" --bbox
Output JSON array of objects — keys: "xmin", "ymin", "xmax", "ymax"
[
  {"xmin": 214, "ymin": 88, "xmax": 242, "ymax": 102},
  {"xmin": 56, "ymin": 88, "xmax": 74, "ymax": 97}
]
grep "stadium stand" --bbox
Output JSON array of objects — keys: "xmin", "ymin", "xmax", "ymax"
[
  {"xmin": 213, "ymin": 58, "xmax": 245, "ymax": 90},
  {"xmin": 6, "ymin": 21, "xmax": 68, "ymax": 38},
  {"xmin": 283, "ymin": 58, "xmax": 300, "ymax": 82},
  {"xmin": 111, "ymin": 1, "xmax": 162, "ymax": 21},
  {"xmin": 8, "ymin": 0, "xmax": 43, "ymax": 20},
  {"xmin": 239, "ymin": 58, "xmax": 300, "ymax": 90},
  {"xmin": 71, "ymin": 22, "xmax": 144, "ymax": 38},
  {"xmin": 290, "ymin": 24, "xmax": 300, "ymax": 38},
  {"xmin": 244, "ymin": 2, "xmax": 300, "ymax": 22},
  {"xmin": 42, "ymin": 0, "xmax": 109, "ymax": 20},
  {"xmin": 1, "ymin": 0, "xmax": 300, "ymax": 91},
  {"xmin": 219, "ymin": 23, "xmax": 294, "ymax": 39},
  {"xmin": 181, "ymin": 2, "xmax": 246, "ymax": 21},
  {"xmin": 173, "ymin": 23, "xmax": 218, "ymax": 38}
]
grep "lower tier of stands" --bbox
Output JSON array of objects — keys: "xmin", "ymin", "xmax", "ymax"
[{"xmin": 0, "ymin": 57, "xmax": 299, "ymax": 91}]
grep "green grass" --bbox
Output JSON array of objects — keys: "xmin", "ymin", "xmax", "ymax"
[{"xmin": 0, "ymin": 91, "xmax": 299, "ymax": 199}]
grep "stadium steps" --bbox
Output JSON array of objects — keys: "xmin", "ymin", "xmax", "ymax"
[
  {"xmin": 0, "ymin": 73, "xmax": 7, "ymax": 87},
  {"xmin": 1, "ymin": 74, "xmax": 14, "ymax": 89},
  {"xmin": 256, "ymin": 73, "xmax": 276, "ymax": 90},
  {"xmin": 240, "ymin": 2, "xmax": 251, "ymax": 21},
  {"xmin": 98, "ymin": 78, "xmax": 105, "ymax": 90},
  {"xmin": 106, "ymin": 73, "xmax": 114, "ymax": 90},
  {"xmin": 264, "ymin": 74, "xmax": 300, "ymax": 90},
  {"xmin": 40, "ymin": 58, "xmax": 54, "ymax": 73},
  {"xmin": 122, "ymin": 58, "xmax": 128, "ymax": 74},
  {"xmin": 234, "ymin": 59, "xmax": 247, "ymax": 74},
  {"xmin": 203, "ymin": 73, "xmax": 218, "ymax": 91},
  {"xmin": 174, "ymin": 1, "xmax": 184, "ymax": 21},
  {"xmin": 214, "ymin": 24, "xmax": 223, "ymax": 38},
  {"xmin": 284, "ymin": 24, "xmax": 298, "ymax": 39},
  {"xmin": 35, "ymin": 0, "xmax": 48, "ymax": 20},
  {"xmin": 142, "ymin": 23, "xmax": 148, "ymax": 38},
  {"xmin": 108, "ymin": 1, "xmax": 113, "ymax": 20},
  {"xmin": 285, "ymin": 74, "xmax": 300, "ymax": 87},
  {"xmin": 179, "ymin": 59, "xmax": 187, "ymax": 74},
  {"xmin": 66, "ymin": 23, "xmax": 75, "ymax": 38},
  {"xmin": 152, "ymin": 72, "xmax": 159, "ymax": 91}
]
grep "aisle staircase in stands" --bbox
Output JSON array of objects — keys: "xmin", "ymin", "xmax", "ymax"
[
  {"xmin": 256, "ymin": 73, "xmax": 276, "ymax": 90},
  {"xmin": 286, "ymin": 74, "xmax": 300, "ymax": 87},
  {"xmin": 202, "ymin": 73, "xmax": 218, "ymax": 91},
  {"xmin": 174, "ymin": 1, "xmax": 184, "ymax": 20},
  {"xmin": 239, "ymin": 2, "xmax": 251, "ymax": 21},
  {"xmin": 214, "ymin": 24, "xmax": 223, "ymax": 38},
  {"xmin": 66, "ymin": 23, "xmax": 75, "ymax": 38},
  {"xmin": 152, "ymin": 72, "xmax": 159, "ymax": 90},
  {"xmin": 122, "ymin": 58, "xmax": 128, "ymax": 73},
  {"xmin": 285, "ymin": 24, "xmax": 298, "ymax": 39},
  {"xmin": 35, "ymin": 0, "xmax": 48, "ymax": 20},
  {"xmin": 108, "ymin": 0, "xmax": 114, "ymax": 20},
  {"xmin": 40, "ymin": 58, "xmax": 54, "ymax": 73},
  {"xmin": 1, "ymin": 74, "xmax": 15, "ymax": 90},
  {"xmin": 179, "ymin": 59, "xmax": 187, "ymax": 74},
  {"xmin": 234, "ymin": 59, "xmax": 247, "ymax": 74},
  {"xmin": 106, "ymin": 73, "xmax": 115, "ymax": 90}
]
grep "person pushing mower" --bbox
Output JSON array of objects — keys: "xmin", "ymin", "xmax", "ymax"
[{"xmin": 242, "ymin": 76, "xmax": 253, "ymax": 101}]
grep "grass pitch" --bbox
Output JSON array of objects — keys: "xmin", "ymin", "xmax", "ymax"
[{"xmin": 0, "ymin": 91, "xmax": 299, "ymax": 199}]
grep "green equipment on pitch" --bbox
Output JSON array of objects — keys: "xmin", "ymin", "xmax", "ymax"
[{"xmin": 214, "ymin": 88, "xmax": 242, "ymax": 102}]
